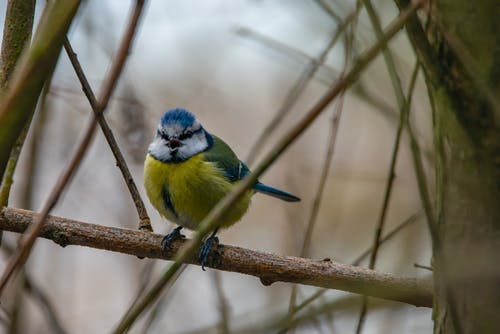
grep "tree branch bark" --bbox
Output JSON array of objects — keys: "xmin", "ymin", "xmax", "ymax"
[{"xmin": 0, "ymin": 207, "xmax": 432, "ymax": 308}]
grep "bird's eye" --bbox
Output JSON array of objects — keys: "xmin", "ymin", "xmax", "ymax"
[
  {"xmin": 159, "ymin": 132, "xmax": 169, "ymax": 141},
  {"xmin": 179, "ymin": 131, "xmax": 193, "ymax": 140}
]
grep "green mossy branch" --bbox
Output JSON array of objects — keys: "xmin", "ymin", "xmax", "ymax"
[
  {"xmin": 0, "ymin": 0, "xmax": 81, "ymax": 180},
  {"xmin": 0, "ymin": 0, "xmax": 35, "ymax": 89}
]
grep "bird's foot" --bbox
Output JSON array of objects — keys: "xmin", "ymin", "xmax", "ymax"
[
  {"xmin": 199, "ymin": 234, "xmax": 220, "ymax": 271},
  {"xmin": 161, "ymin": 226, "xmax": 185, "ymax": 254}
]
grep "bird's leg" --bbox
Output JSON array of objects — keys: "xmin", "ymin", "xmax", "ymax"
[
  {"xmin": 199, "ymin": 228, "xmax": 220, "ymax": 271},
  {"xmin": 161, "ymin": 226, "xmax": 185, "ymax": 254}
]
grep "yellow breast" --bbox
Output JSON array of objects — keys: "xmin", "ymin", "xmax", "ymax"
[{"xmin": 144, "ymin": 153, "xmax": 253, "ymax": 230}]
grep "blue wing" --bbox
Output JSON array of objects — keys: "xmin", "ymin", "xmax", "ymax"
[
  {"xmin": 203, "ymin": 135, "xmax": 250, "ymax": 182},
  {"xmin": 204, "ymin": 135, "xmax": 300, "ymax": 202}
]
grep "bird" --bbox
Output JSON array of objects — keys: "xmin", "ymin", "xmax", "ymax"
[{"xmin": 144, "ymin": 108, "xmax": 300, "ymax": 269}]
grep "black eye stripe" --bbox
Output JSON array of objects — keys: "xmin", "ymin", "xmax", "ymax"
[
  {"xmin": 179, "ymin": 127, "xmax": 202, "ymax": 140},
  {"xmin": 178, "ymin": 132, "xmax": 192, "ymax": 140},
  {"xmin": 158, "ymin": 127, "xmax": 202, "ymax": 141},
  {"xmin": 159, "ymin": 132, "xmax": 169, "ymax": 141}
]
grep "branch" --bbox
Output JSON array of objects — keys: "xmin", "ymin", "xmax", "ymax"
[
  {"xmin": 0, "ymin": 0, "xmax": 146, "ymax": 296},
  {"xmin": 0, "ymin": 0, "xmax": 35, "ymax": 88},
  {"xmin": 0, "ymin": 207, "xmax": 433, "ymax": 308},
  {"xmin": 62, "ymin": 37, "xmax": 152, "ymax": 232},
  {"xmin": 0, "ymin": 0, "xmax": 80, "ymax": 180}
]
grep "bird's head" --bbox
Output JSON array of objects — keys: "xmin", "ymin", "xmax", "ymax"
[{"xmin": 148, "ymin": 108, "xmax": 213, "ymax": 162}]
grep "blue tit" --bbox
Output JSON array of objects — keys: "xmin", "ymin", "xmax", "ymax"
[{"xmin": 144, "ymin": 108, "xmax": 300, "ymax": 268}]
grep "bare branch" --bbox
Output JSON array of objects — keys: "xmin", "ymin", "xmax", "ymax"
[
  {"xmin": 0, "ymin": 0, "xmax": 36, "ymax": 209},
  {"xmin": 0, "ymin": 207, "xmax": 433, "ymax": 309},
  {"xmin": 245, "ymin": 4, "xmax": 361, "ymax": 164},
  {"xmin": 62, "ymin": 37, "xmax": 152, "ymax": 232},
  {"xmin": 0, "ymin": 0, "xmax": 146, "ymax": 296}
]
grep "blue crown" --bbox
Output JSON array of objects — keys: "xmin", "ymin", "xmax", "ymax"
[{"xmin": 160, "ymin": 108, "xmax": 196, "ymax": 127}]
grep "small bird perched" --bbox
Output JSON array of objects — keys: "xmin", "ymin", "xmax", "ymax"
[{"xmin": 144, "ymin": 108, "xmax": 300, "ymax": 268}]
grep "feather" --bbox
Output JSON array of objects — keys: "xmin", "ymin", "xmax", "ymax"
[{"xmin": 253, "ymin": 182, "xmax": 300, "ymax": 202}]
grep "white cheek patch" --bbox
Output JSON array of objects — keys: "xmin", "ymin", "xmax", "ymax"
[
  {"xmin": 148, "ymin": 137, "xmax": 172, "ymax": 161},
  {"xmin": 148, "ymin": 132, "xmax": 209, "ymax": 162},
  {"xmin": 176, "ymin": 132, "xmax": 208, "ymax": 160}
]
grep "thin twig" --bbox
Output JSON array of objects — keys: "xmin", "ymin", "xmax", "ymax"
[
  {"xmin": 0, "ymin": 123, "xmax": 31, "ymax": 207},
  {"xmin": 355, "ymin": 1, "xmax": 427, "ymax": 331},
  {"xmin": 62, "ymin": 37, "xmax": 152, "ymax": 231},
  {"xmin": 313, "ymin": 0, "xmax": 343, "ymax": 22},
  {"xmin": 283, "ymin": 7, "xmax": 355, "ymax": 321},
  {"xmin": 285, "ymin": 97, "xmax": 346, "ymax": 323},
  {"xmin": 356, "ymin": 60, "xmax": 420, "ymax": 333},
  {"xmin": 286, "ymin": 39, "xmax": 351, "ymax": 333},
  {"xmin": 139, "ymin": 265, "xmax": 187, "ymax": 334},
  {"xmin": 0, "ymin": 206, "xmax": 433, "ymax": 308},
  {"xmin": 225, "ymin": 213, "xmax": 422, "ymax": 333},
  {"xmin": 278, "ymin": 212, "xmax": 422, "ymax": 331},
  {"xmin": 0, "ymin": 0, "xmax": 146, "ymax": 296},
  {"xmin": 1, "ymin": 242, "xmax": 67, "ymax": 334},
  {"xmin": 352, "ymin": 212, "xmax": 422, "ymax": 266},
  {"xmin": 245, "ymin": 4, "xmax": 361, "ymax": 164},
  {"xmin": 234, "ymin": 26, "xmax": 338, "ymax": 87},
  {"xmin": 112, "ymin": 3, "xmax": 424, "ymax": 332},
  {"xmin": 212, "ymin": 270, "xmax": 231, "ymax": 334},
  {"xmin": 414, "ymin": 263, "xmax": 433, "ymax": 271},
  {"xmin": 19, "ymin": 78, "xmax": 52, "ymax": 210},
  {"xmin": 285, "ymin": 7, "xmax": 357, "ymax": 325}
]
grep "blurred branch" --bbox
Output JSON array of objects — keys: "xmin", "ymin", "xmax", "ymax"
[
  {"xmin": 356, "ymin": 61, "xmax": 420, "ymax": 333},
  {"xmin": 0, "ymin": 206, "xmax": 433, "ymax": 308},
  {"xmin": 286, "ymin": 9, "xmax": 356, "ymax": 321},
  {"xmin": 393, "ymin": 0, "xmax": 443, "ymax": 86},
  {"xmin": 277, "ymin": 296, "xmax": 394, "ymax": 334},
  {"xmin": 63, "ymin": 38, "xmax": 152, "ymax": 231},
  {"xmin": 211, "ymin": 271, "xmax": 231, "ymax": 334},
  {"xmin": 0, "ymin": 0, "xmax": 35, "ymax": 89},
  {"xmin": 19, "ymin": 79, "xmax": 52, "ymax": 210},
  {"xmin": 0, "ymin": 0, "xmax": 36, "ymax": 211},
  {"xmin": 287, "ymin": 95, "xmax": 346, "ymax": 320},
  {"xmin": 0, "ymin": 0, "xmax": 145, "ymax": 297},
  {"xmin": 113, "ymin": 2, "xmax": 425, "ymax": 332},
  {"xmin": 277, "ymin": 212, "xmax": 422, "ymax": 332},
  {"xmin": 0, "ymin": 0, "xmax": 79, "ymax": 181},
  {"xmin": 236, "ymin": 12, "xmax": 436, "ymax": 165},
  {"xmin": 245, "ymin": 4, "xmax": 361, "ymax": 164},
  {"xmin": 234, "ymin": 26, "xmax": 338, "ymax": 86},
  {"xmin": 314, "ymin": 0, "xmax": 343, "ymax": 22},
  {"xmin": 355, "ymin": 1, "xmax": 424, "ymax": 331},
  {"xmin": 1, "ymin": 242, "xmax": 67, "ymax": 334},
  {"xmin": 286, "ymin": 9, "xmax": 357, "ymax": 326},
  {"xmin": 0, "ymin": 124, "xmax": 30, "ymax": 208},
  {"xmin": 139, "ymin": 265, "xmax": 187, "ymax": 334},
  {"xmin": 414, "ymin": 263, "xmax": 433, "ymax": 271}
]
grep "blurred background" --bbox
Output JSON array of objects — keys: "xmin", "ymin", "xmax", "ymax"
[{"xmin": 1, "ymin": 0, "xmax": 433, "ymax": 333}]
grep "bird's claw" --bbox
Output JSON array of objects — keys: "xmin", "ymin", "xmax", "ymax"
[
  {"xmin": 199, "ymin": 235, "xmax": 220, "ymax": 271},
  {"xmin": 161, "ymin": 226, "xmax": 185, "ymax": 254}
]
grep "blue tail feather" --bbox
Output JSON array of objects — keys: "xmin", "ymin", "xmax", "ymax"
[{"xmin": 254, "ymin": 182, "xmax": 300, "ymax": 202}]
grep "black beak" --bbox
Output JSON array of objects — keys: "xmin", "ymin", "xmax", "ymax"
[{"xmin": 167, "ymin": 138, "xmax": 182, "ymax": 149}]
